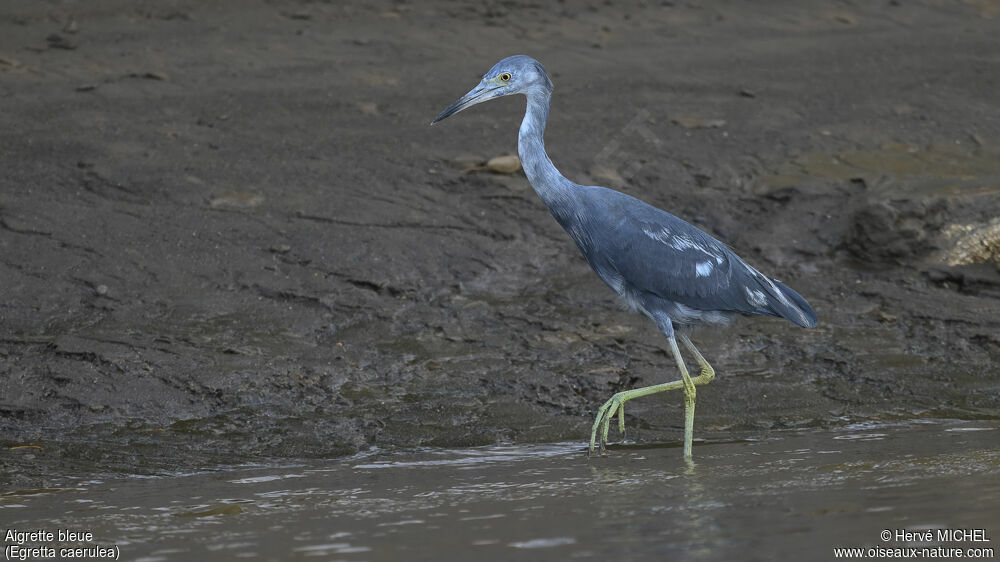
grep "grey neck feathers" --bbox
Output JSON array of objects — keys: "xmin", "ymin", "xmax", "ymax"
[{"xmin": 517, "ymin": 89, "xmax": 575, "ymax": 210}]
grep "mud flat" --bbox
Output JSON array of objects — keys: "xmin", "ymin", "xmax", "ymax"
[{"xmin": 1, "ymin": 1, "xmax": 999, "ymax": 487}]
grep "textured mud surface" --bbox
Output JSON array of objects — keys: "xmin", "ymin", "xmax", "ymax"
[{"xmin": 2, "ymin": 0, "xmax": 999, "ymax": 486}]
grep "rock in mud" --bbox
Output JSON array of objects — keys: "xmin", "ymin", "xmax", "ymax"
[{"xmin": 845, "ymin": 198, "xmax": 949, "ymax": 265}]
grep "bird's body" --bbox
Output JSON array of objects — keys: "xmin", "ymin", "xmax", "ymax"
[
  {"xmin": 535, "ymin": 181, "xmax": 815, "ymax": 329},
  {"xmin": 433, "ymin": 55, "xmax": 816, "ymax": 457}
]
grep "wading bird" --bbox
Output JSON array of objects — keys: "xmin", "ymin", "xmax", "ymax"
[{"xmin": 431, "ymin": 56, "xmax": 817, "ymax": 458}]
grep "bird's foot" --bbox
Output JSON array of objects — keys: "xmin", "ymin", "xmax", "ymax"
[{"xmin": 588, "ymin": 393, "xmax": 629, "ymax": 456}]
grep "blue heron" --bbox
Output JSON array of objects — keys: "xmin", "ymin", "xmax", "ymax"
[{"xmin": 431, "ymin": 55, "xmax": 817, "ymax": 458}]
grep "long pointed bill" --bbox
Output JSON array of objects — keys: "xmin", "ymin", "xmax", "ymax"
[{"xmin": 430, "ymin": 82, "xmax": 499, "ymax": 125}]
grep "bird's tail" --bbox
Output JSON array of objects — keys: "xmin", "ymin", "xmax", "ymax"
[{"xmin": 760, "ymin": 278, "xmax": 818, "ymax": 328}]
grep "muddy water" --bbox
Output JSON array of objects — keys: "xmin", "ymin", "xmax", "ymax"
[{"xmin": 3, "ymin": 420, "xmax": 998, "ymax": 561}]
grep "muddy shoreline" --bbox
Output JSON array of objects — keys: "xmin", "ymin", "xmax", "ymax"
[{"xmin": 2, "ymin": 0, "xmax": 999, "ymax": 487}]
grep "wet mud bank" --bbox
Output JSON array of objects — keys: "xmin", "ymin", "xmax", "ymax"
[{"xmin": 2, "ymin": 1, "xmax": 999, "ymax": 486}]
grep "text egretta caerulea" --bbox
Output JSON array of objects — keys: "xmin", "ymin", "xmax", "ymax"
[{"xmin": 431, "ymin": 55, "xmax": 817, "ymax": 458}]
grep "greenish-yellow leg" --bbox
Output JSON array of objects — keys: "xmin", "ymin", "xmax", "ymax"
[{"xmin": 588, "ymin": 334, "xmax": 715, "ymax": 458}]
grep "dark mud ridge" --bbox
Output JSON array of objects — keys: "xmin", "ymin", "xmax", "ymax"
[{"xmin": 2, "ymin": 0, "xmax": 999, "ymax": 487}]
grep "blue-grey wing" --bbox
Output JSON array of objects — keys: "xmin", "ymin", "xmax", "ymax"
[
  {"xmin": 574, "ymin": 187, "xmax": 817, "ymax": 327},
  {"xmin": 603, "ymin": 210, "xmax": 755, "ymax": 312}
]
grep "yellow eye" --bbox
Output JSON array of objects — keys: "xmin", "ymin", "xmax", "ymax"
[{"xmin": 499, "ymin": 72, "xmax": 511, "ymax": 82}]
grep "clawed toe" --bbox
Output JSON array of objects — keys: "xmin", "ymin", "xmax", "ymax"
[{"xmin": 589, "ymin": 394, "xmax": 627, "ymax": 457}]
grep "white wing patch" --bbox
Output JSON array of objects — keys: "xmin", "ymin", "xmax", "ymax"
[
  {"xmin": 642, "ymin": 227, "xmax": 724, "ymax": 263},
  {"xmin": 695, "ymin": 261, "xmax": 713, "ymax": 277},
  {"xmin": 759, "ymin": 273, "xmax": 792, "ymax": 307},
  {"xmin": 745, "ymin": 286, "xmax": 768, "ymax": 307}
]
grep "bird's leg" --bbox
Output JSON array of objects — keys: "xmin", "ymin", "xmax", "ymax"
[
  {"xmin": 671, "ymin": 337, "xmax": 697, "ymax": 458},
  {"xmin": 679, "ymin": 334, "xmax": 716, "ymax": 457},
  {"xmin": 680, "ymin": 334, "xmax": 715, "ymax": 386},
  {"xmin": 589, "ymin": 335, "xmax": 704, "ymax": 457}
]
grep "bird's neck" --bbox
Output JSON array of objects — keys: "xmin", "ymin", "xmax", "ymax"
[{"xmin": 518, "ymin": 90, "xmax": 575, "ymax": 208}]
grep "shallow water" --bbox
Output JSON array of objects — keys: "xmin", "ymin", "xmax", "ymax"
[{"xmin": 3, "ymin": 420, "xmax": 999, "ymax": 561}]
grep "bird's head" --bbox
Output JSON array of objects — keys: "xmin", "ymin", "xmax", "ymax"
[{"xmin": 431, "ymin": 55, "xmax": 553, "ymax": 125}]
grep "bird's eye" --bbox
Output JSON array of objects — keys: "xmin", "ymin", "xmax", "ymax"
[{"xmin": 499, "ymin": 72, "xmax": 511, "ymax": 82}]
